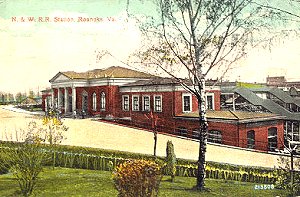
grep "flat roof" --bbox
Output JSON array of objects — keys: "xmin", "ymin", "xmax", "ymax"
[{"xmin": 176, "ymin": 110, "xmax": 284, "ymax": 123}]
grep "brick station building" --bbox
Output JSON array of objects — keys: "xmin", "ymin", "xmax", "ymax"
[{"xmin": 42, "ymin": 66, "xmax": 284, "ymax": 152}]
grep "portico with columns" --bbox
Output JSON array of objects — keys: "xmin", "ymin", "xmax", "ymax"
[
  {"xmin": 51, "ymin": 86, "xmax": 77, "ymax": 114},
  {"xmin": 46, "ymin": 66, "xmax": 154, "ymax": 117}
]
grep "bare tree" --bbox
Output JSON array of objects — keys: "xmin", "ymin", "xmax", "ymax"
[
  {"xmin": 252, "ymin": 0, "xmax": 300, "ymax": 21},
  {"xmin": 93, "ymin": 0, "xmax": 297, "ymax": 191},
  {"xmin": 126, "ymin": 0, "xmax": 274, "ymax": 190}
]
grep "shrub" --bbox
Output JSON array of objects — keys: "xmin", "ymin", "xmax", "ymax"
[
  {"xmin": 0, "ymin": 142, "xmax": 48, "ymax": 196},
  {"xmin": 165, "ymin": 140, "xmax": 176, "ymax": 182},
  {"xmin": 113, "ymin": 159, "xmax": 163, "ymax": 197},
  {"xmin": 275, "ymin": 156, "xmax": 300, "ymax": 197},
  {"xmin": 0, "ymin": 121, "xmax": 50, "ymax": 196},
  {"xmin": 42, "ymin": 115, "xmax": 68, "ymax": 168},
  {"xmin": 0, "ymin": 153, "xmax": 9, "ymax": 174}
]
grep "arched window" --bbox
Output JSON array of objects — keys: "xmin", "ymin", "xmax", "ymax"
[
  {"xmin": 247, "ymin": 130, "xmax": 255, "ymax": 149},
  {"xmin": 82, "ymin": 90, "xmax": 88, "ymax": 112},
  {"xmin": 208, "ymin": 130, "xmax": 222, "ymax": 144},
  {"xmin": 100, "ymin": 92, "xmax": 106, "ymax": 111},
  {"xmin": 92, "ymin": 92, "xmax": 97, "ymax": 111},
  {"xmin": 268, "ymin": 127, "xmax": 277, "ymax": 152}
]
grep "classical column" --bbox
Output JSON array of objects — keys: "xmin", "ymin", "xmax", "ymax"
[
  {"xmin": 291, "ymin": 122, "xmax": 294, "ymax": 141},
  {"xmin": 51, "ymin": 89, "xmax": 55, "ymax": 109},
  {"xmin": 298, "ymin": 121, "xmax": 300, "ymax": 141},
  {"xmin": 232, "ymin": 93, "xmax": 236, "ymax": 111},
  {"xmin": 72, "ymin": 86, "xmax": 76, "ymax": 113},
  {"xmin": 57, "ymin": 87, "xmax": 61, "ymax": 110},
  {"xmin": 64, "ymin": 87, "xmax": 69, "ymax": 113},
  {"xmin": 285, "ymin": 121, "xmax": 288, "ymax": 139},
  {"xmin": 44, "ymin": 98, "xmax": 48, "ymax": 112}
]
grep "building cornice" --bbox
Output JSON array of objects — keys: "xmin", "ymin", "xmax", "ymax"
[
  {"xmin": 50, "ymin": 77, "xmax": 150, "ymax": 88},
  {"xmin": 119, "ymin": 84, "xmax": 219, "ymax": 93}
]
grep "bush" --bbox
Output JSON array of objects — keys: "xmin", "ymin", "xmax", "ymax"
[
  {"xmin": 113, "ymin": 159, "xmax": 163, "ymax": 197},
  {"xmin": 42, "ymin": 115, "xmax": 68, "ymax": 168},
  {"xmin": 0, "ymin": 143, "xmax": 48, "ymax": 196},
  {"xmin": 0, "ymin": 140, "xmax": 279, "ymax": 184},
  {"xmin": 0, "ymin": 156, "xmax": 9, "ymax": 174},
  {"xmin": 275, "ymin": 156, "xmax": 300, "ymax": 197},
  {"xmin": 165, "ymin": 140, "xmax": 176, "ymax": 182},
  {"xmin": 0, "ymin": 121, "xmax": 50, "ymax": 196}
]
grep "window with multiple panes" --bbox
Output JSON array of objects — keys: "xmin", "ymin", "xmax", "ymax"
[
  {"xmin": 176, "ymin": 127, "xmax": 188, "ymax": 137},
  {"xmin": 154, "ymin": 95, "xmax": 162, "ymax": 112},
  {"xmin": 182, "ymin": 94, "xmax": 192, "ymax": 112},
  {"xmin": 206, "ymin": 94, "xmax": 214, "ymax": 110},
  {"xmin": 247, "ymin": 130, "xmax": 255, "ymax": 149},
  {"xmin": 122, "ymin": 95, "xmax": 129, "ymax": 111},
  {"xmin": 143, "ymin": 96, "xmax": 150, "ymax": 111},
  {"xmin": 192, "ymin": 129, "xmax": 200, "ymax": 139},
  {"xmin": 132, "ymin": 95, "xmax": 139, "ymax": 111},
  {"xmin": 100, "ymin": 92, "xmax": 106, "ymax": 111},
  {"xmin": 92, "ymin": 92, "xmax": 97, "ymax": 111},
  {"xmin": 120, "ymin": 94, "xmax": 164, "ymax": 112},
  {"xmin": 208, "ymin": 130, "xmax": 222, "ymax": 144},
  {"xmin": 268, "ymin": 127, "xmax": 278, "ymax": 152}
]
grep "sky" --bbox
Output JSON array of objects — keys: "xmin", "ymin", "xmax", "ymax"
[{"xmin": 0, "ymin": 0, "xmax": 300, "ymax": 94}]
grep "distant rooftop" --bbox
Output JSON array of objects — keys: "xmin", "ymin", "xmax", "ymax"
[
  {"xmin": 267, "ymin": 76, "xmax": 300, "ymax": 88},
  {"xmin": 223, "ymin": 87, "xmax": 300, "ymax": 121}
]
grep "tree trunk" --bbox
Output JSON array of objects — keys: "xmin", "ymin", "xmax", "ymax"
[
  {"xmin": 196, "ymin": 79, "xmax": 208, "ymax": 190},
  {"xmin": 154, "ymin": 131, "xmax": 157, "ymax": 157}
]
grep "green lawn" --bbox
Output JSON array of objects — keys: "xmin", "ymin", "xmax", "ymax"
[{"xmin": 0, "ymin": 167, "xmax": 288, "ymax": 197}]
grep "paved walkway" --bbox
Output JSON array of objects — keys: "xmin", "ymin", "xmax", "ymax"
[{"xmin": 0, "ymin": 105, "xmax": 296, "ymax": 169}]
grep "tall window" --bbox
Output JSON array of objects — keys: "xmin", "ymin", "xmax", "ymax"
[
  {"xmin": 100, "ymin": 92, "xmax": 106, "ymax": 111},
  {"xmin": 143, "ymin": 96, "xmax": 150, "ymax": 111},
  {"xmin": 268, "ymin": 127, "xmax": 278, "ymax": 152},
  {"xmin": 247, "ymin": 130, "xmax": 255, "ymax": 149},
  {"xmin": 154, "ymin": 95, "xmax": 162, "ymax": 112},
  {"xmin": 92, "ymin": 92, "xmax": 97, "ymax": 111},
  {"xmin": 206, "ymin": 94, "xmax": 214, "ymax": 110},
  {"xmin": 182, "ymin": 93, "xmax": 192, "ymax": 112},
  {"xmin": 208, "ymin": 130, "xmax": 222, "ymax": 144},
  {"xmin": 122, "ymin": 95, "xmax": 129, "ymax": 111},
  {"xmin": 293, "ymin": 122, "xmax": 300, "ymax": 141},
  {"xmin": 132, "ymin": 95, "xmax": 139, "ymax": 111},
  {"xmin": 82, "ymin": 91, "xmax": 88, "ymax": 112}
]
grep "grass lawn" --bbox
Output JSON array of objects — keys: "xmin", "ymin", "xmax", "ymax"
[{"xmin": 0, "ymin": 167, "xmax": 288, "ymax": 197}]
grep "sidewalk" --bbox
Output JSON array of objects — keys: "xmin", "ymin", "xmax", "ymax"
[
  {"xmin": 0, "ymin": 105, "xmax": 295, "ymax": 169},
  {"xmin": 0, "ymin": 105, "xmax": 45, "ymax": 116}
]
